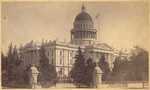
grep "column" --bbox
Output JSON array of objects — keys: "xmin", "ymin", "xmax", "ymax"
[
  {"xmin": 76, "ymin": 32, "xmax": 77, "ymax": 38},
  {"xmin": 80, "ymin": 32, "xmax": 81, "ymax": 38},
  {"xmin": 75, "ymin": 32, "xmax": 76, "ymax": 39},
  {"xmin": 74, "ymin": 33, "xmax": 75, "ymax": 39},
  {"xmin": 73, "ymin": 33, "xmax": 75, "ymax": 39},
  {"xmin": 72, "ymin": 33, "xmax": 74, "ymax": 39},
  {"xmin": 89, "ymin": 32, "xmax": 91, "ymax": 38},
  {"xmin": 93, "ymin": 32, "xmax": 94, "ymax": 38},
  {"xmin": 82, "ymin": 31, "xmax": 84, "ymax": 38},
  {"xmin": 108, "ymin": 53, "xmax": 110, "ymax": 67},
  {"xmin": 63, "ymin": 49, "xmax": 64, "ymax": 67},
  {"xmin": 81, "ymin": 31, "xmax": 82, "ymax": 38},
  {"xmin": 85, "ymin": 31, "xmax": 88, "ymax": 38},
  {"xmin": 75, "ymin": 32, "xmax": 77, "ymax": 38},
  {"xmin": 85, "ymin": 31, "xmax": 87, "ymax": 38},
  {"xmin": 88, "ymin": 32, "xmax": 89, "ymax": 38}
]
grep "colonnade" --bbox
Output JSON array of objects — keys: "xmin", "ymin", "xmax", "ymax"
[
  {"xmin": 87, "ymin": 51, "xmax": 114, "ymax": 68},
  {"xmin": 71, "ymin": 31, "xmax": 97, "ymax": 39},
  {"xmin": 74, "ymin": 23, "xmax": 93, "ymax": 29}
]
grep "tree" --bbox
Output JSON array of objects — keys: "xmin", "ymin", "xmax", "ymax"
[
  {"xmin": 1, "ymin": 52, "xmax": 6, "ymax": 73},
  {"xmin": 109, "ymin": 45, "xmax": 148, "ymax": 88},
  {"xmin": 4, "ymin": 43, "xmax": 16, "ymax": 82},
  {"xmin": 112, "ymin": 56, "xmax": 130, "ymax": 85},
  {"xmin": 12, "ymin": 45, "xmax": 23, "ymax": 83},
  {"xmin": 129, "ymin": 45, "xmax": 148, "ymax": 88},
  {"xmin": 38, "ymin": 45, "xmax": 57, "ymax": 86},
  {"xmin": 1, "ymin": 43, "xmax": 28, "ymax": 86},
  {"xmin": 85, "ymin": 57, "xmax": 96, "ymax": 87},
  {"xmin": 1, "ymin": 52, "xmax": 8, "ymax": 86},
  {"xmin": 70, "ymin": 47, "xmax": 87, "ymax": 85},
  {"xmin": 98, "ymin": 54, "xmax": 110, "ymax": 81}
]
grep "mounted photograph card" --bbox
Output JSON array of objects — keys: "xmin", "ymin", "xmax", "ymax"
[{"xmin": 1, "ymin": 0, "xmax": 149, "ymax": 89}]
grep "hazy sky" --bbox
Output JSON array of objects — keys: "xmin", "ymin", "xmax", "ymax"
[{"xmin": 1, "ymin": 1, "xmax": 149, "ymax": 53}]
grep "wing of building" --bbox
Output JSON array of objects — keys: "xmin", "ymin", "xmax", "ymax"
[{"xmin": 19, "ymin": 5, "xmax": 128, "ymax": 79}]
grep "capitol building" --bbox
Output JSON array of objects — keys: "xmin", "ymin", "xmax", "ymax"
[{"xmin": 19, "ymin": 5, "xmax": 127, "ymax": 78}]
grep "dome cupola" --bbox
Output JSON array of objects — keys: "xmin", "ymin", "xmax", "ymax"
[
  {"xmin": 75, "ymin": 4, "xmax": 93, "ymax": 22},
  {"xmin": 70, "ymin": 5, "xmax": 98, "ymax": 46}
]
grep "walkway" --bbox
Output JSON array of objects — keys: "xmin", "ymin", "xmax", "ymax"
[
  {"xmin": 50, "ymin": 83, "xmax": 149, "ymax": 90},
  {"xmin": 50, "ymin": 83, "xmax": 76, "ymax": 89}
]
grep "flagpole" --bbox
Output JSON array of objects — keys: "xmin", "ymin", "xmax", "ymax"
[
  {"xmin": 95, "ymin": 13, "xmax": 100, "ymax": 43},
  {"xmin": 96, "ymin": 13, "xmax": 100, "ymax": 43},
  {"xmin": 98, "ymin": 14, "xmax": 100, "ymax": 43}
]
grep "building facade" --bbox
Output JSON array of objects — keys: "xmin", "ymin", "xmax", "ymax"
[{"xmin": 19, "ymin": 5, "xmax": 127, "ymax": 78}]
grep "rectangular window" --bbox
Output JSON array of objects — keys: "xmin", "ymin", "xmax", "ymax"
[
  {"xmin": 97, "ymin": 52, "xmax": 99, "ymax": 58},
  {"xmin": 52, "ymin": 51, "xmax": 53, "ymax": 56},
  {"xmin": 70, "ymin": 59, "xmax": 72, "ymax": 65},
  {"xmin": 90, "ymin": 52, "xmax": 93, "ymax": 57},
  {"xmin": 48, "ymin": 51, "xmax": 49, "ymax": 56},
  {"xmin": 60, "ymin": 51, "xmax": 62, "ymax": 56},
  {"xmin": 60, "ymin": 68, "xmax": 63, "ymax": 75},
  {"xmin": 70, "ymin": 52, "xmax": 73, "ymax": 57},
  {"xmin": 52, "ymin": 58, "xmax": 53, "ymax": 64},
  {"xmin": 60, "ymin": 58, "xmax": 62, "ymax": 65}
]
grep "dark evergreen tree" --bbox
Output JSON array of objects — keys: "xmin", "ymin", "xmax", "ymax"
[
  {"xmin": 2, "ymin": 43, "xmax": 24, "ymax": 85},
  {"xmin": 98, "ymin": 54, "xmax": 110, "ymax": 81},
  {"xmin": 21, "ymin": 65, "xmax": 31, "ymax": 85},
  {"xmin": 38, "ymin": 45, "xmax": 57, "ymax": 86},
  {"xmin": 1, "ymin": 52, "xmax": 6, "ymax": 73},
  {"xmin": 70, "ymin": 47, "xmax": 87, "ymax": 85},
  {"xmin": 1, "ymin": 52, "xmax": 8, "ymax": 86},
  {"xmin": 85, "ymin": 57, "xmax": 96, "ymax": 87},
  {"xmin": 5, "ymin": 43, "xmax": 13, "ymax": 81},
  {"xmin": 12, "ymin": 45, "xmax": 23, "ymax": 83}
]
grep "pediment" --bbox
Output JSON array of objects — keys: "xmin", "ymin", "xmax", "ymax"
[{"xmin": 94, "ymin": 43, "xmax": 113, "ymax": 51}]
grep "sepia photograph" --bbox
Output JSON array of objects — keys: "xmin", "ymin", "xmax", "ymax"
[{"xmin": 1, "ymin": 1, "xmax": 149, "ymax": 89}]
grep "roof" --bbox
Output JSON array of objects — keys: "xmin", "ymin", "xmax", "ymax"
[
  {"xmin": 75, "ymin": 12, "xmax": 93, "ymax": 22},
  {"xmin": 85, "ymin": 43, "xmax": 114, "ymax": 51},
  {"xmin": 30, "ymin": 66, "xmax": 39, "ymax": 73},
  {"xmin": 93, "ymin": 67, "xmax": 103, "ymax": 73}
]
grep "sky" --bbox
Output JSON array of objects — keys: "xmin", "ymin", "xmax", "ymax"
[{"xmin": 1, "ymin": 1, "xmax": 149, "ymax": 54}]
